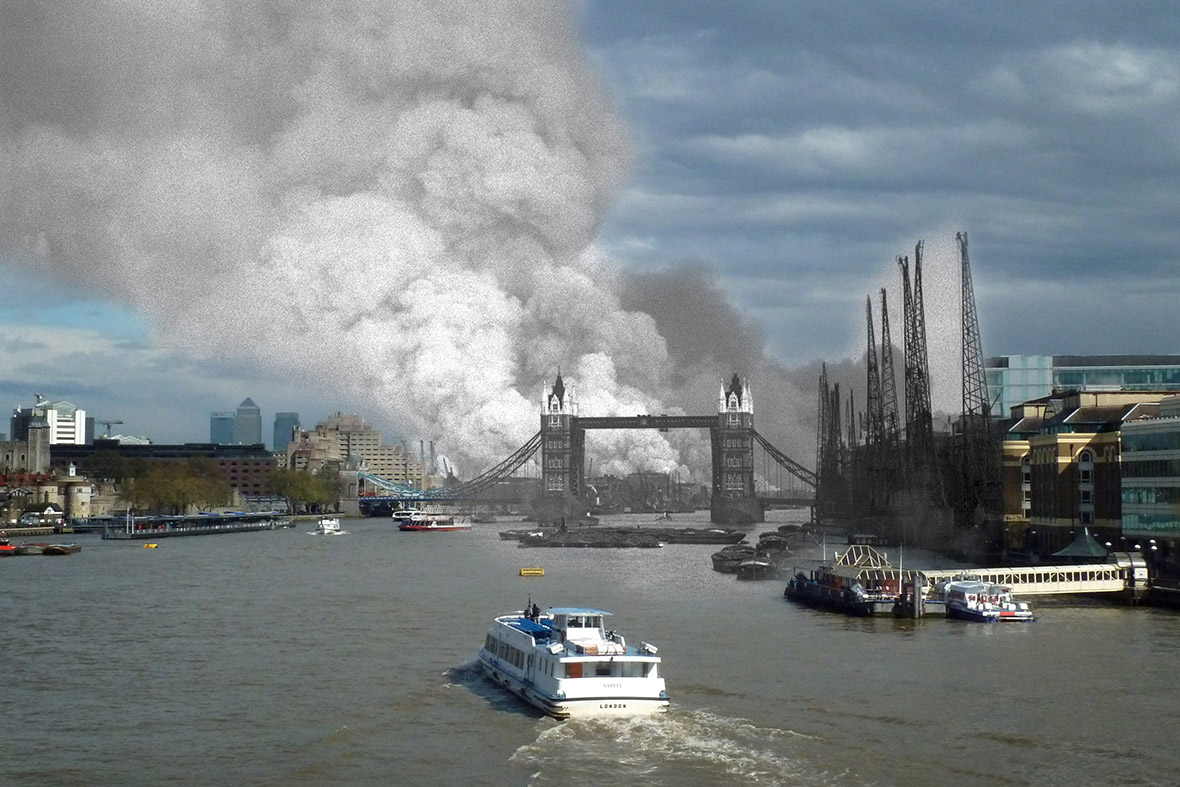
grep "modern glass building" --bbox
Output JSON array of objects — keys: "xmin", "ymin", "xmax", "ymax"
[
  {"xmin": 210, "ymin": 412, "xmax": 236, "ymax": 444},
  {"xmin": 273, "ymin": 412, "xmax": 299, "ymax": 452},
  {"xmin": 234, "ymin": 398, "xmax": 262, "ymax": 446},
  {"xmin": 1121, "ymin": 397, "xmax": 1180, "ymax": 555},
  {"xmin": 987, "ymin": 355, "xmax": 1180, "ymax": 418}
]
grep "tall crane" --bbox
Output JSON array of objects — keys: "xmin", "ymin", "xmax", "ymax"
[
  {"xmin": 957, "ymin": 231, "xmax": 1001, "ymax": 530},
  {"xmin": 99, "ymin": 419, "xmax": 124, "ymax": 438}
]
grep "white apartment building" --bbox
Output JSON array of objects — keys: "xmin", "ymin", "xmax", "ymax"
[{"xmin": 10, "ymin": 399, "xmax": 87, "ymax": 445}]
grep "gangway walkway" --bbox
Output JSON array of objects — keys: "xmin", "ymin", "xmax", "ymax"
[{"xmin": 917, "ymin": 552, "xmax": 1148, "ymax": 597}]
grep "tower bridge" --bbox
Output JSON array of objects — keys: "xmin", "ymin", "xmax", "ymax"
[
  {"xmin": 358, "ymin": 372, "xmax": 815, "ymax": 524},
  {"xmin": 537, "ymin": 372, "xmax": 813, "ymax": 525}
]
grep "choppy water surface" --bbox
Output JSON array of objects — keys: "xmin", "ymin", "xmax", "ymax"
[{"xmin": 3, "ymin": 511, "xmax": 1178, "ymax": 786}]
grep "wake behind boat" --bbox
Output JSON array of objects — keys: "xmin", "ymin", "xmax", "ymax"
[{"xmin": 478, "ymin": 606, "xmax": 669, "ymax": 719}]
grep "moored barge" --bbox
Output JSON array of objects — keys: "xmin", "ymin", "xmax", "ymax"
[{"xmin": 784, "ymin": 544, "xmax": 925, "ymax": 617}]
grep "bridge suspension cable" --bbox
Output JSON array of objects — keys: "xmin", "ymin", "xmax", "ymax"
[
  {"xmin": 359, "ymin": 431, "xmax": 542, "ymax": 501},
  {"xmin": 446, "ymin": 431, "xmax": 543, "ymax": 498},
  {"xmin": 751, "ymin": 430, "xmax": 817, "ymax": 488}
]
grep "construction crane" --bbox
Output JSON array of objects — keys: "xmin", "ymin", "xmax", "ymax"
[{"xmin": 99, "ymin": 419, "xmax": 124, "ymax": 438}]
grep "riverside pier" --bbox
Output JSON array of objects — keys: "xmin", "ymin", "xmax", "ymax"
[{"xmin": 97, "ymin": 512, "xmax": 291, "ymax": 540}]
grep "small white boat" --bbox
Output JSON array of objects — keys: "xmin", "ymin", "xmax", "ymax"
[
  {"xmin": 310, "ymin": 517, "xmax": 347, "ymax": 536},
  {"xmin": 478, "ymin": 606, "xmax": 669, "ymax": 719},
  {"xmin": 944, "ymin": 580, "xmax": 1035, "ymax": 622}
]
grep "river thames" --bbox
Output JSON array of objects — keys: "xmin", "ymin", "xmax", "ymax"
[{"xmin": 3, "ymin": 510, "xmax": 1178, "ymax": 786}]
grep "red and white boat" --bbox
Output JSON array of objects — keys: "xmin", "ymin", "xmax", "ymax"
[{"xmin": 397, "ymin": 513, "xmax": 472, "ymax": 532}]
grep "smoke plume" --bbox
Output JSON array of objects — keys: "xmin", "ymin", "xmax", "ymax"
[{"xmin": 0, "ymin": 1, "xmax": 812, "ymax": 478}]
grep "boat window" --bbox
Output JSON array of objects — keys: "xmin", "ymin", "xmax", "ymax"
[{"xmin": 595, "ymin": 663, "xmax": 612, "ymax": 677}]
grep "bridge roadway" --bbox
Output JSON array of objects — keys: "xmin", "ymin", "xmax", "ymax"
[
  {"xmin": 574, "ymin": 415, "xmax": 717, "ymax": 429},
  {"xmin": 917, "ymin": 553, "xmax": 1148, "ymax": 596}
]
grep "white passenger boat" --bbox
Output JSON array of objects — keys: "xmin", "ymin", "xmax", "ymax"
[
  {"xmin": 944, "ymin": 580, "xmax": 1035, "ymax": 622},
  {"xmin": 397, "ymin": 513, "xmax": 472, "ymax": 532},
  {"xmin": 391, "ymin": 509, "xmax": 421, "ymax": 522},
  {"xmin": 310, "ymin": 517, "xmax": 346, "ymax": 535},
  {"xmin": 478, "ymin": 606, "xmax": 670, "ymax": 718}
]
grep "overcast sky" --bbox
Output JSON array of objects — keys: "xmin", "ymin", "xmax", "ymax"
[{"xmin": 3, "ymin": 1, "xmax": 1179, "ymax": 451}]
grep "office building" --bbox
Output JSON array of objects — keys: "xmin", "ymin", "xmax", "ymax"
[
  {"xmin": 287, "ymin": 413, "xmax": 429, "ymax": 486},
  {"xmin": 210, "ymin": 412, "xmax": 236, "ymax": 444},
  {"xmin": 1120, "ymin": 395, "xmax": 1180, "ymax": 564},
  {"xmin": 50, "ymin": 439, "xmax": 276, "ymax": 498},
  {"xmin": 998, "ymin": 389, "xmax": 1164, "ymax": 556},
  {"xmin": 10, "ymin": 399, "xmax": 87, "ymax": 445},
  {"xmin": 234, "ymin": 398, "xmax": 262, "ymax": 446},
  {"xmin": 273, "ymin": 412, "xmax": 299, "ymax": 452},
  {"xmin": 987, "ymin": 355, "xmax": 1180, "ymax": 418}
]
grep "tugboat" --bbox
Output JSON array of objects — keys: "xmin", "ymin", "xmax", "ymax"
[{"xmin": 478, "ymin": 606, "xmax": 669, "ymax": 718}]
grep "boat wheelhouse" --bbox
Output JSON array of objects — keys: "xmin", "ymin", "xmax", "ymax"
[{"xmin": 478, "ymin": 606, "xmax": 669, "ymax": 719}]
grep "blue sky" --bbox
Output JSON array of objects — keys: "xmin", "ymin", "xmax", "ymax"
[{"xmin": 3, "ymin": 1, "xmax": 1179, "ymax": 455}]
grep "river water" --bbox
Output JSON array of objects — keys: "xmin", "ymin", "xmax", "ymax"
[{"xmin": 3, "ymin": 510, "xmax": 1178, "ymax": 786}]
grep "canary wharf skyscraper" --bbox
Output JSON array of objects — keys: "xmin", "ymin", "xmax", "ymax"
[
  {"xmin": 273, "ymin": 412, "xmax": 299, "ymax": 452},
  {"xmin": 234, "ymin": 398, "xmax": 262, "ymax": 446},
  {"xmin": 210, "ymin": 412, "xmax": 235, "ymax": 444}
]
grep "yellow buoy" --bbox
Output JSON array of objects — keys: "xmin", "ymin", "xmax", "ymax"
[
  {"xmin": 519, "ymin": 567, "xmax": 544, "ymax": 577},
  {"xmin": 144, "ymin": 543, "xmax": 159, "ymax": 549}
]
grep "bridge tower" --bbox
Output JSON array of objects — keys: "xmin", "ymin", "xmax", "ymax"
[
  {"xmin": 711, "ymin": 374, "xmax": 763, "ymax": 524},
  {"xmin": 538, "ymin": 372, "xmax": 586, "ymax": 523}
]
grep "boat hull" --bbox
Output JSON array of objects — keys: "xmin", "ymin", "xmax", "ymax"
[
  {"xmin": 42, "ymin": 543, "xmax": 82, "ymax": 555},
  {"xmin": 479, "ymin": 659, "xmax": 669, "ymax": 719},
  {"xmin": 398, "ymin": 523, "xmax": 471, "ymax": 531},
  {"xmin": 947, "ymin": 604, "xmax": 1035, "ymax": 623},
  {"xmin": 784, "ymin": 576, "xmax": 896, "ymax": 616}
]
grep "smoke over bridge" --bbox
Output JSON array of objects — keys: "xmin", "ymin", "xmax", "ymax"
[{"xmin": 0, "ymin": 0, "xmax": 813, "ymax": 478}]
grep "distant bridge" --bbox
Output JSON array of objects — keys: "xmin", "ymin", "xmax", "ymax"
[
  {"xmin": 358, "ymin": 374, "xmax": 817, "ymax": 523},
  {"xmin": 357, "ymin": 426, "xmax": 814, "ymax": 510}
]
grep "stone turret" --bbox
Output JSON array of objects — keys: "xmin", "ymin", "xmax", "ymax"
[
  {"xmin": 712, "ymin": 373, "xmax": 761, "ymax": 524},
  {"xmin": 26, "ymin": 414, "xmax": 51, "ymax": 474},
  {"xmin": 537, "ymin": 372, "xmax": 585, "ymax": 524}
]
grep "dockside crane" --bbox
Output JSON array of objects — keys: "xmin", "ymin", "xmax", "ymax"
[
  {"xmin": 99, "ymin": 419, "xmax": 124, "ymax": 438},
  {"xmin": 957, "ymin": 231, "xmax": 1002, "ymax": 533}
]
